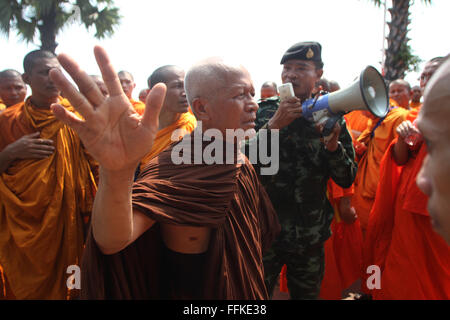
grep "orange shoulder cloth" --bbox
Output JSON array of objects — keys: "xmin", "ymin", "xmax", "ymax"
[{"xmin": 140, "ymin": 112, "xmax": 197, "ymax": 170}]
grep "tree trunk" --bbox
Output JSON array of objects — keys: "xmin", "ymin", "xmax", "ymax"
[
  {"xmin": 38, "ymin": 5, "xmax": 58, "ymax": 53},
  {"xmin": 384, "ymin": 0, "xmax": 410, "ymax": 81}
]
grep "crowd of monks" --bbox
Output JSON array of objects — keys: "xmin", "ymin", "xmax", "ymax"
[
  {"xmin": 273, "ymin": 57, "xmax": 450, "ymax": 300},
  {"xmin": 0, "ymin": 48, "xmax": 449, "ymax": 300}
]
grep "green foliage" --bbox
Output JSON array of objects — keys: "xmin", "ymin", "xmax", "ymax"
[
  {"xmin": 397, "ymin": 42, "xmax": 422, "ymax": 73},
  {"xmin": 365, "ymin": 0, "xmax": 432, "ymax": 78},
  {"xmin": 0, "ymin": 0, "xmax": 121, "ymax": 49}
]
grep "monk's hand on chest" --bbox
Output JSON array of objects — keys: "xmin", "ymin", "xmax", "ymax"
[
  {"xmin": 49, "ymin": 46, "xmax": 166, "ymax": 173},
  {"xmin": 6, "ymin": 132, "xmax": 54, "ymax": 161}
]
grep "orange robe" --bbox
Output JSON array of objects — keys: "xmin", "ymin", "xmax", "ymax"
[
  {"xmin": 319, "ymin": 180, "xmax": 363, "ymax": 300},
  {"xmin": 353, "ymin": 107, "xmax": 408, "ymax": 234},
  {"xmin": 409, "ymin": 101, "xmax": 422, "ymax": 109},
  {"xmin": 0, "ymin": 98, "xmax": 97, "ymax": 299},
  {"xmin": 0, "ymin": 99, "xmax": 6, "ymax": 111},
  {"xmin": 344, "ymin": 110, "xmax": 369, "ymax": 141},
  {"xmin": 280, "ymin": 181, "xmax": 363, "ymax": 298},
  {"xmin": 130, "ymin": 99, "xmax": 145, "ymax": 115},
  {"xmin": 363, "ymin": 137, "xmax": 450, "ymax": 299},
  {"xmin": 140, "ymin": 112, "xmax": 197, "ymax": 170}
]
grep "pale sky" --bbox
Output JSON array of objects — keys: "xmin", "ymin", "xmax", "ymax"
[{"xmin": 1, "ymin": 0, "xmax": 449, "ymax": 100}]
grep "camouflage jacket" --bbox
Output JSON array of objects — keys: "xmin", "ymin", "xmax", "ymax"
[{"xmin": 248, "ymin": 96, "xmax": 357, "ymax": 246}]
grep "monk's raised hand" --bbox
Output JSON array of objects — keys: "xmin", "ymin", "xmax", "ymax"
[{"xmin": 49, "ymin": 46, "xmax": 166, "ymax": 172}]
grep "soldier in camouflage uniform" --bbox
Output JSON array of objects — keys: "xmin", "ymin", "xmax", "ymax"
[{"xmin": 252, "ymin": 42, "xmax": 357, "ymax": 299}]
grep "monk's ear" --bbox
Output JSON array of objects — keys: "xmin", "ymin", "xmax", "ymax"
[
  {"xmin": 192, "ymin": 97, "xmax": 210, "ymax": 121},
  {"xmin": 22, "ymin": 73, "xmax": 30, "ymax": 86}
]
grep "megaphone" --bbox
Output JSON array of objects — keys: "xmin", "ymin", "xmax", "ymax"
[{"xmin": 279, "ymin": 65, "xmax": 389, "ymax": 137}]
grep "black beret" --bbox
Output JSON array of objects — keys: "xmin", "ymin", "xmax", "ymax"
[{"xmin": 280, "ymin": 41, "xmax": 323, "ymax": 65}]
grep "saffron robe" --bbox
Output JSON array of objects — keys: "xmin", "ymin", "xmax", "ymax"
[
  {"xmin": 409, "ymin": 101, "xmax": 422, "ymax": 109},
  {"xmin": 344, "ymin": 111, "xmax": 369, "ymax": 141},
  {"xmin": 319, "ymin": 180, "xmax": 363, "ymax": 300},
  {"xmin": 80, "ymin": 137, "xmax": 280, "ymax": 299},
  {"xmin": 130, "ymin": 99, "xmax": 145, "ymax": 115},
  {"xmin": 0, "ymin": 98, "xmax": 97, "ymax": 299},
  {"xmin": 140, "ymin": 112, "xmax": 197, "ymax": 170},
  {"xmin": 353, "ymin": 107, "xmax": 408, "ymax": 233},
  {"xmin": 363, "ymin": 140, "xmax": 450, "ymax": 299},
  {"xmin": 279, "ymin": 180, "xmax": 363, "ymax": 299}
]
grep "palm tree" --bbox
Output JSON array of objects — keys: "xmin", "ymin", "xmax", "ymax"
[
  {"xmin": 0, "ymin": 0, "xmax": 121, "ymax": 53},
  {"xmin": 371, "ymin": 0, "xmax": 432, "ymax": 81}
]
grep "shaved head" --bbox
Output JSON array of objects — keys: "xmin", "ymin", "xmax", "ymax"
[
  {"xmin": 0, "ymin": 69, "xmax": 27, "ymax": 107},
  {"xmin": 390, "ymin": 79, "xmax": 411, "ymax": 91},
  {"xmin": 184, "ymin": 57, "xmax": 257, "ymax": 136},
  {"xmin": 185, "ymin": 57, "xmax": 247, "ymax": 107},
  {"xmin": 118, "ymin": 70, "xmax": 136, "ymax": 99},
  {"xmin": 419, "ymin": 57, "xmax": 450, "ymax": 133},
  {"xmin": 329, "ymin": 80, "xmax": 340, "ymax": 92},
  {"xmin": 422, "ymin": 58, "xmax": 450, "ymax": 105},
  {"xmin": 118, "ymin": 70, "xmax": 134, "ymax": 81},
  {"xmin": 90, "ymin": 74, "xmax": 108, "ymax": 97},
  {"xmin": 389, "ymin": 79, "xmax": 411, "ymax": 108},
  {"xmin": 23, "ymin": 50, "xmax": 56, "ymax": 74},
  {"xmin": 416, "ymin": 56, "xmax": 450, "ymax": 244},
  {"xmin": 0, "ymin": 69, "xmax": 22, "ymax": 80},
  {"xmin": 148, "ymin": 65, "xmax": 182, "ymax": 89},
  {"xmin": 260, "ymin": 81, "xmax": 278, "ymax": 99}
]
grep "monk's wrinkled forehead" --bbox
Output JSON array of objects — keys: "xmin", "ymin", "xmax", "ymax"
[{"xmin": 219, "ymin": 67, "xmax": 251, "ymax": 90}]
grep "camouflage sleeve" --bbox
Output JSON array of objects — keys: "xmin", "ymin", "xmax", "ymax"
[
  {"xmin": 243, "ymin": 98, "xmax": 279, "ymax": 165},
  {"xmin": 255, "ymin": 97, "xmax": 279, "ymax": 131},
  {"xmin": 326, "ymin": 117, "xmax": 357, "ymax": 188}
]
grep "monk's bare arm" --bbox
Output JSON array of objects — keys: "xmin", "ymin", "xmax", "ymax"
[
  {"xmin": 93, "ymin": 167, "xmax": 211, "ymax": 255},
  {"xmin": 393, "ymin": 120, "xmax": 419, "ymax": 165},
  {"xmin": 393, "ymin": 138, "xmax": 410, "ymax": 165},
  {"xmin": 92, "ymin": 168, "xmax": 155, "ymax": 255},
  {"xmin": 48, "ymin": 47, "xmax": 166, "ymax": 253}
]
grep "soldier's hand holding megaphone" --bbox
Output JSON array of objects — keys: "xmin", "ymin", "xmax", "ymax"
[
  {"xmin": 267, "ymin": 96, "xmax": 303, "ymax": 129},
  {"xmin": 316, "ymin": 120, "xmax": 342, "ymax": 152}
]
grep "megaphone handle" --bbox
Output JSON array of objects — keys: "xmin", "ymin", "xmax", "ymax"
[{"xmin": 322, "ymin": 114, "xmax": 343, "ymax": 137}]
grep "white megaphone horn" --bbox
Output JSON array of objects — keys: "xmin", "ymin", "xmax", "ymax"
[{"xmin": 279, "ymin": 65, "xmax": 389, "ymax": 137}]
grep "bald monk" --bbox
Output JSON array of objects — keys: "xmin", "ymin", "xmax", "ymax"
[
  {"xmin": 363, "ymin": 57, "xmax": 449, "ymax": 299},
  {"xmin": 118, "ymin": 70, "xmax": 145, "ymax": 115},
  {"xmin": 389, "ymin": 79, "xmax": 412, "ymax": 109},
  {"xmin": 328, "ymin": 80, "xmax": 340, "ymax": 93},
  {"xmin": 417, "ymin": 56, "xmax": 450, "ymax": 245},
  {"xmin": 0, "ymin": 69, "xmax": 27, "ymax": 111},
  {"xmin": 260, "ymin": 81, "xmax": 278, "ymax": 100},
  {"xmin": 409, "ymin": 85, "xmax": 422, "ymax": 109},
  {"xmin": 352, "ymin": 97, "xmax": 409, "ymax": 235},
  {"xmin": 49, "ymin": 47, "xmax": 280, "ymax": 299},
  {"xmin": 0, "ymin": 50, "xmax": 97, "ymax": 300},
  {"xmin": 139, "ymin": 65, "xmax": 196, "ymax": 170},
  {"xmin": 312, "ymin": 77, "xmax": 330, "ymax": 95},
  {"xmin": 90, "ymin": 75, "xmax": 108, "ymax": 97},
  {"xmin": 139, "ymin": 88, "xmax": 149, "ymax": 102}
]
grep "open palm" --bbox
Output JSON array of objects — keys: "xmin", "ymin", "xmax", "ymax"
[{"xmin": 49, "ymin": 46, "xmax": 166, "ymax": 172}]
